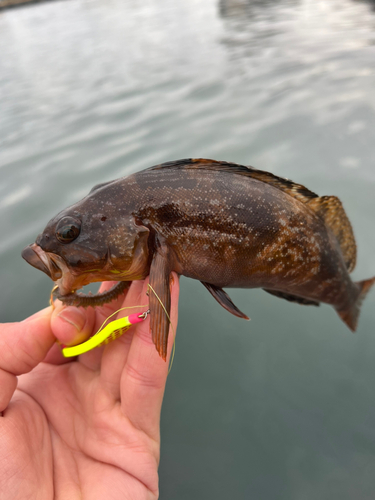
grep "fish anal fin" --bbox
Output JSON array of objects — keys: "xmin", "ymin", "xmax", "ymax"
[
  {"xmin": 264, "ymin": 289, "xmax": 320, "ymax": 306},
  {"xmin": 149, "ymin": 242, "xmax": 173, "ymax": 360},
  {"xmin": 307, "ymin": 196, "xmax": 357, "ymax": 272},
  {"xmin": 201, "ymin": 282, "xmax": 249, "ymax": 320}
]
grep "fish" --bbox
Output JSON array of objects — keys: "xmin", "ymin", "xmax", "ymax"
[{"xmin": 22, "ymin": 158, "xmax": 375, "ymax": 359}]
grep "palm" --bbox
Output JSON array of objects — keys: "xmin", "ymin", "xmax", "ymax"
[{"xmin": 2, "ymin": 277, "xmax": 178, "ymax": 500}]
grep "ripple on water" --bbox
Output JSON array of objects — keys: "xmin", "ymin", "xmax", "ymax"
[{"xmin": 1, "ymin": 1, "xmax": 375, "ymax": 497}]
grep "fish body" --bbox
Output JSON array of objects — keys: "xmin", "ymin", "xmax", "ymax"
[{"xmin": 22, "ymin": 159, "xmax": 375, "ymax": 358}]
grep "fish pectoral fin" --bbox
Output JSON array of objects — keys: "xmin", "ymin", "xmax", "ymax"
[
  {"xmin": 201, "ymin": 282, "xmax": 249, "ymax": 320},
  {"xmin": 149, "ymin": 244, "xmax": 173, "ymax": 360},
  {"xmin": 263, "ymin": 289, "xmax": 320, "ymax": 306}
]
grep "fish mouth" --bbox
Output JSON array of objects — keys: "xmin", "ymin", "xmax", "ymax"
[
  {"xmin": 22, "ymin": 243, "xmax": 90, "ymax": 295},
  {"xmin": 22, "ymin": 243, "xmax": 63, "ymax": 281},
  {"xmin": 22, "ymin": 243, "xmax": 129, "ymax": 307}
]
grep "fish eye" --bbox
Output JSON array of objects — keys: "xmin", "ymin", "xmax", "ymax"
[{"xmin": 56, "ymin": 217, "xmax": 81, "ymax": 244}]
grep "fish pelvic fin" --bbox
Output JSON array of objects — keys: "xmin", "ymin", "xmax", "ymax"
[
  {"xmin": 201, "ymin": 282, "xmax": 250, "ymax": 320},
  {"xmin": 307, "ymin": 196, "xmax": 357, "ymax": 273},
  {"xmin": 149, "ymin": 240, "xmax": 173, "ymax": 360},
  {"xmin": 337, "ymin": 276, "xmax": 375, "ymax": 331}
]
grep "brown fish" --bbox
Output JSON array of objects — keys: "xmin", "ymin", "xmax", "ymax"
[{"xmin": 22, "ymin": 159, "xmax": 375, "ymax": 359}]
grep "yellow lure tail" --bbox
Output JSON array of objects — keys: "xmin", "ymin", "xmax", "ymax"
[{"xmin": 62, "ymin": 311, "xmax": 149, "ymax": 357}]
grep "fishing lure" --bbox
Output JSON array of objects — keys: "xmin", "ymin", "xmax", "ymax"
[{"xmin": 61, "ymin": 310, "xmax": 149, "ymax": 357}]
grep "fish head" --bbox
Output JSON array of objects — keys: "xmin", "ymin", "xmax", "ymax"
[{"xmin": 22, "ymin": 199, "xmax": 150, "ymax": 296}]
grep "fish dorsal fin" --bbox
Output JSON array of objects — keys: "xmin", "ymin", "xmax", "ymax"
[
  {"xmin": 150, "ymin": 158, "xmax": 319, "ymax": 203},
  {"xmin": 89, "ymin": 180, "xmax": 113, "ymax": 194},
  {"xmin": 307, "ymin": 196, "xmax": 357, "ymax": 272}
]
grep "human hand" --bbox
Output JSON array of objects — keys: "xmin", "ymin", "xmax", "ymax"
[{"xmin": 0, "ymin": 274, "xmax": 179, "ymax": 500}]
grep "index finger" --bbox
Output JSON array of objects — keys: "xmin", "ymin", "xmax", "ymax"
[{"xmin": 120, "ymin": 273, "xmax": 180, "ymax": 440}]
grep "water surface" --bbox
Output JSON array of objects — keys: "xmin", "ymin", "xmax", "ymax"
[{"xmin": 1, "ymin": 0, "xmax": 375, "ymax": 498}]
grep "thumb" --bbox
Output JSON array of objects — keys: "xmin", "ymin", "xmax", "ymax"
[
  {"xmin": 0, "ymin": 307, "xmax": 55, "ymax": 376},
  {"xmin": 51, "ymin": 304, "xmax": 96, "ymax": 346},
  {"xmin": 0, "ymin": 307, "xmax": 55, "ymax": 412}
]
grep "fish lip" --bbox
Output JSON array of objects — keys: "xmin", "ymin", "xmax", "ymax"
[
  {"xmin": 22, "ymin": 243, "xmax": 66, "ymax": 282},
  {"xmin": 22, "ymin": 244, "xmax": 54, "ymax": 278}
]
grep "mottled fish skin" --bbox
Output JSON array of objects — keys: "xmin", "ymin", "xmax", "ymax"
[
  {"xmin": 129, "ymin": 162, "xmax": 357, "ymax": 311},
  {"xmin": 22, "ymin": 159, "xmax": 375, "ymax": 359},
  {"xmin": 137, "ymin": 170, "xmax": 331, "ymax": 283}
]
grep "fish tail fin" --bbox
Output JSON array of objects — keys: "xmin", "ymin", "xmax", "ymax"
[{"xmin": 337, "ymin": 276, "xmax": 375, "ymax": 331}]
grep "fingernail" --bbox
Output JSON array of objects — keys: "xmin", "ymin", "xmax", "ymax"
[{"xmin": 57, "ymin": 308, "xmax": 86, "ymax": 332}]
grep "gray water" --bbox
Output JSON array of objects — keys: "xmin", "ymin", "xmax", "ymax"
[{"xmin": 1, "ymin": 0, "xmax": 375, "ymax": 498}]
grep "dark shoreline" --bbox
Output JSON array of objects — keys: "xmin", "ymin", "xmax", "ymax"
[{"xmin": 0, "ymin": 0, "xmax": 61, "ymax": 10}]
